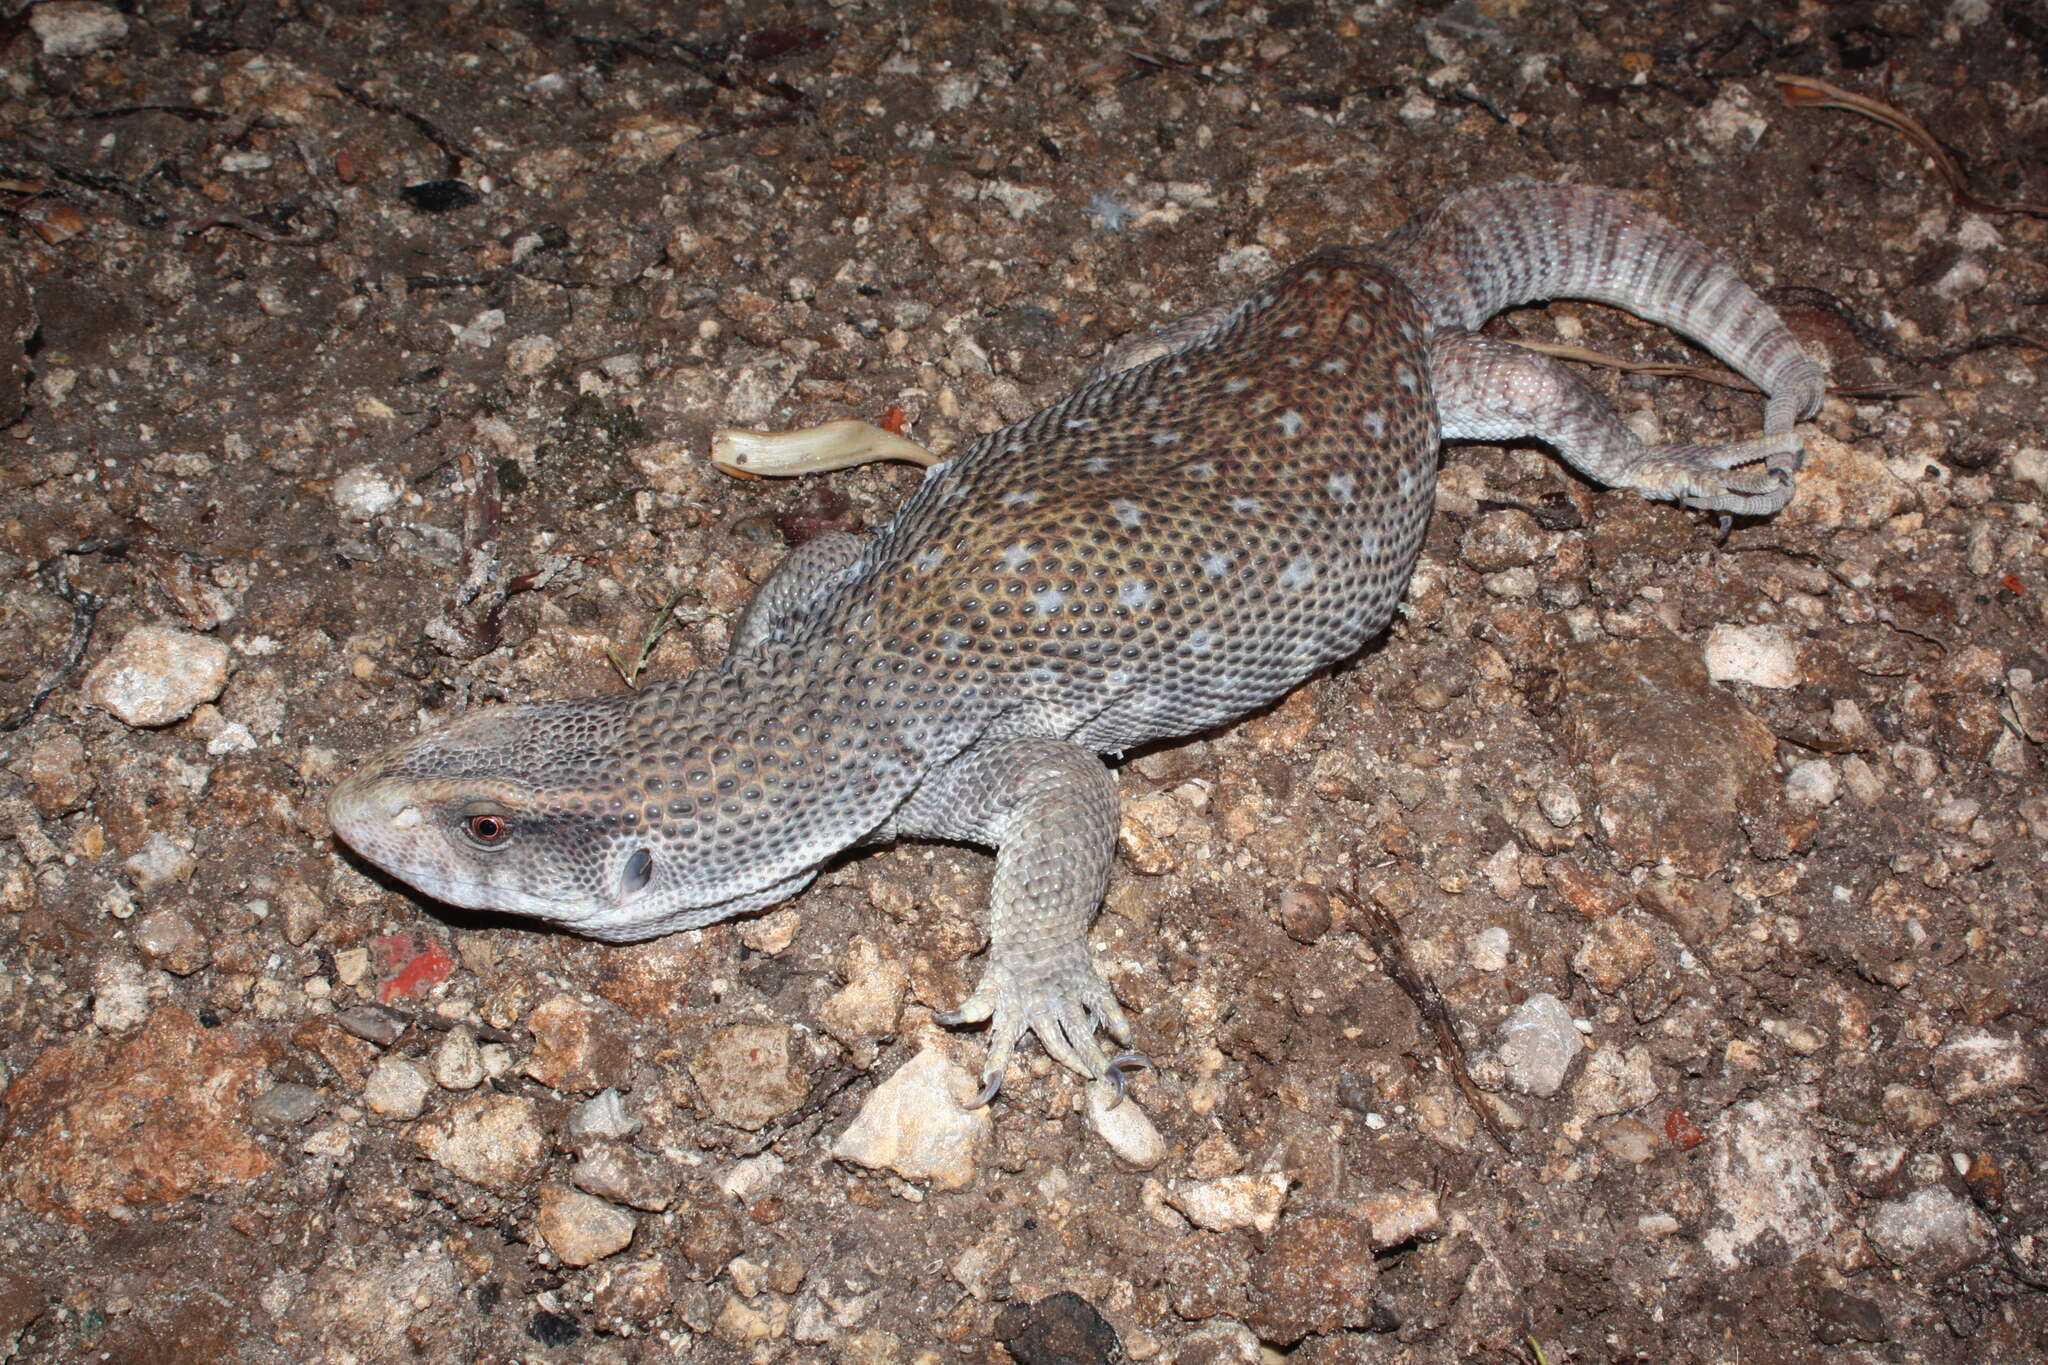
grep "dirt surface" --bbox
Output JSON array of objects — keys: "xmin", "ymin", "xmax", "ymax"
[{"xmin": 3, "ymin": 1, "xmax": 2047, "ymax": 1362}]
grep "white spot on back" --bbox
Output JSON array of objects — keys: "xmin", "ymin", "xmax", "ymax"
[
  {"xmin": 1327, "ymin": 472, "xmax": 1357, "ymax": 503},
  {"xmin": 1004, "ymin": 489, "xmax": 1042, "ymax": 507},
  {"xmin": 1151, "ymin": 430, "xmax": 1181, "ymax": 446},
  {"xmin": 912, "ymin": 547, "xmax": 947, "ymax": 571},
  {"xmin": 1280, "ymin": 324, "xmax": 1303, "ymax": 339},
  {"xmin": 1281, "ymin": 556, "xmax": 1316, "ymax": 590},
  {"xmin": 1188, "ymin": 628, "xmax": 1219, "ymax": 655},
  {"xmin": 1065, "ymin": 417, "xmax": 1095, "ymax": 430},
  {"xmin": 1230, "ymin": 496, "xmax": 1263, "ymax": 516},
  {"xmin": 1111, "ymin": 500, "xmax": 1144, "ymax": 527},
  {"xmin": 1118, "ymin": 578, "xmax": 1153, "ymax": 610},
  {"xmin": 1224, "ymin": 377, "xmax": 1252, "ymax": 394},
  {"xmin": 1002, "ymin": 543, "xmax": 1031, "ymax": 571},
  {"xmin": 1320, "ymin": 357, "xmax": 1348, "ymax": 374},
  {"xmin": 1364, "ymin": 279, "xmax": 1385, "ymax": 297},
  {"xmin": 1395, "ymin": 365, "xmax": 1418, "ymax": 392},
  {"xmin": 1201, "ymin": 551, "xmax": 1232, "ymax": 580},
  {"xmin": 1031, "ymin": 586, "xmax": 1066, "ymax": 615},
  {"xmin": 1185, "ymin": 461, "xmax": 1217, "ymax": 479},
  {"xmin": 1278, "ymin": 410, "xmax": 1305, "ymax": 437},
  {"xmin": 1083, "ymin": 456, "xmax": 1113, "ymax": 474},
  {"xmin": 1360, "ymin": 529, "xmax": 1383, "ymax": 561},
  {"xmin": 1363, "ymin": 412, "xmax": 1387, "ymax": 439}
]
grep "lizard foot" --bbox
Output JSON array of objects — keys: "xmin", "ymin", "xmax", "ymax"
[
  {"xmin": 938, "ymin": 940, "xmax": 1135, "ymax": 1107},
  {"xmin": 1627, "ymin": 430, "xmax": 1803, "ymax": 517}
]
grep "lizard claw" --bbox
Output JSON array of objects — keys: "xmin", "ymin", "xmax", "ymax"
[
  {"xmin": 1102, "ymin": 1051, "xmax": 1151, "ymax": 1108},
  {"xmin": 939, "ymin": 940, "xmax": 1136, "ymax": 1105}
]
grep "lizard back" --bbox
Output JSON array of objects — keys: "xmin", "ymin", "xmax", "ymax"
[{"xmin": 806, "ymin": 251, "xmax": 1439, "ymax": 753}]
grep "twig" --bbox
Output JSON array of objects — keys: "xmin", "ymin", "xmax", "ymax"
[
  {"xmin": 1352, "ymin": 889, "xmax": 1512, "ymax": 1153},
  {"xmin": 1509, "ymin": 339, "xmax": 1927, "ymax": 402},
  {"xmin": 334, "ymin": 84, "xmax": 491, "ymax": 178},
  {"xmin": 1774, "ymin": 73, "xmax": 2048, "ymax": 219},
  {"xmin": 2, "ymin": 540, "xmax": 123, "ymax": 733},
  {"xmin": 606, "ymin": 587, "xmax": 701, "ymax": 690}
]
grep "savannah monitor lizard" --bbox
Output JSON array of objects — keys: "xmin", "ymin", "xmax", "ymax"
[{"xmin": 329, "ymin": 182, "xmax": 1827, "ymax": 1105}]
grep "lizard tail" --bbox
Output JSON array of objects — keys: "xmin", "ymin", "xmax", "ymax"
[{"xmin": 1370, "ymin": 182, "xmax": 1826, "ymax": 433}]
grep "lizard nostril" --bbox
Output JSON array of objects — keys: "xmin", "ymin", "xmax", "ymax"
[{"xmin": 620, "ymin": 848, "xmax": 654, "ymax": 896}]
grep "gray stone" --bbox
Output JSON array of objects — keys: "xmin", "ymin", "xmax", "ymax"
[
  {"xmin": 1497, "ymin": 993, "xmax": 1583, "ymax": 1098},
  {"xmin": 1865, "ymin": 1187, "xmax": 1991, "ymax": 1277}
]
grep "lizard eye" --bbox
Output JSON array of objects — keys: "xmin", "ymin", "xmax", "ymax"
[{"xmin": 463, "ymin": 813, "xmax": 510, "ymax": 847}]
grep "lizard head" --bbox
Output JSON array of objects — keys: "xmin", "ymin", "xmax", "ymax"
[{"xmin": 327, "ymin": 675, "xmax": 913, "ymax": 942}]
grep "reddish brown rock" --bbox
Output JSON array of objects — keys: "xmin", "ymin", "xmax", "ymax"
[
  {"xmin": 524, "ymin": 992, "xmax": 630, "ymax": 1095},
  {"xmin": 1250, "ymin": 1214, "xmax": 1380, "ymax": 1344},
  {"xmin": 1563, "ymin": 640, "xmax": 1780, "ymax": 878},
  {"xmin": 1, "ymin": 1005, "xmax": 278, "ymax": 1221}
]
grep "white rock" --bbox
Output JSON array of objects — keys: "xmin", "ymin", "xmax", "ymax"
[
  {"xmin": 1164, "ymin": 1172, "xmax": 1291, "ymax": 1234},
  {"xmin": 1695, "ymin": 86, "xmax": 1768, "ymax": 150},
  {"xmin": 1497, "ymin": 993, "xmax": 1584, "ymax": 1098},
  {"xmin": 450, "ymin": 308, "xmax": 507, "ymax": 349},
  {"xmin": 331, "ymin": 465, "xmax": 401, "ymax": 521},
  {"xmin": 720, "ymin": 1152, "xmax": 786, "ymax": 1204},
  {"xmin": 122, "ymin": 832, "xmax": 195, "ymax": 894},
  {"xmin": 32, "ymin": 2, "xmax": 128, "ymax": 56},
  {"xmin": 567, "ymin": 1087, "xmax": 640, "ymax": 1139},
  {"xmin": 86, "ymin": 625, "xmax": 232, "ymax": 726},
  {"xmin": 1865, "ymin": 1187, "xmax": 1991, "ymax": 1277},
  {"xmin": 91, "ymin": 959, "xmax": 151, "ymax": 1033},
  {"xmin": 1573, "ymin": 1045, "xmax": 1657, "ymax": 1119},
  {"xmin": 1703, "ymin": 624, "xmax": 1802, "ymax": 689},
  {"xmin": 364, "ymin": 1056, "xmax": 432, "ymax": 1119},
  {"xmin": 1703, "ymin": 1089, "xmax": 1837, "ymax": 1268},
  {"xmin": 1086, "ymin": 1080, "xmax": 1166, "ymax": 1168},
  {"xmin": 2012, "ymin": 447, "xmax": 2048, "ymax": 495},
  {"xmin": 1932, "ymin": 1031, "xmax": 2034, "ymax": 1102},
  {"xmin": 505, "ymin": 334, "xmax": 558, "ymax": 377},
  {"xmin": 830, "ymin": 1046, "xmax": 990, "ymax": 1190},
  {"xmin": 432, "ymin": 1027, "xmax": 485, "ymax": 1091},
  {"xmin": 1468, "ymin": 926, "xmax": 1512, "ymax": 972},
  {"xmin": 1784, "ymin": 759, "xmax": 1840, "ymax": 809}
]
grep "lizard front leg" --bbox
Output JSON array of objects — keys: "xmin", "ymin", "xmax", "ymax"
[{"xmin": 890, "ymin": 736, "xmax": 1138, "ymax": 1105}]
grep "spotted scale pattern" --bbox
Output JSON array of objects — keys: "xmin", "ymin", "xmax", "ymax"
[{"xmin": 808, "ymin": 251, "xmax": 1437, "ymax": 755}]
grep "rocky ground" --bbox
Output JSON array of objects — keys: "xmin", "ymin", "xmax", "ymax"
[{"xmin": 2, "ymin": 1, "xmax": 2046, "ymax": 1362}]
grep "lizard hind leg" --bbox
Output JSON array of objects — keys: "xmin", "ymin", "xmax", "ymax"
[{"xmin": 1431, "ymin": 331, "xmax": 1799, "ymax": 517}]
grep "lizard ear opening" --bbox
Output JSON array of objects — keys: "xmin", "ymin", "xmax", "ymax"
[{"xmin": 620, "ymin": 847, "xmax": 655, "ymax": 897}]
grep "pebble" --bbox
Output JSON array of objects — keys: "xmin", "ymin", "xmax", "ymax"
[
  {"xmin": 1085, "ymin": 1080, "xmax": 1166, "ymax": 1168},
  {"xmin": 1572, "ymin": 916, "xmax": 1657, "ymax": 994},
  {"xmin": 567, "ymin": 1088, "xmax": 641, "ymax": 1142},
  {"xmin": 993, "ymin": 1292, "xmax": 1121, "ymax": 1365},
  {"xmin": 1596, "ymin": 1116, "xmax": 1662, "ymax": 1164},
  {"xmin": 689, "ymin": 1021, "xmax": 811, "ymax": 1130},
  {"xmin": 1496, "ymin": 993, "xmax": 1583, "ymax": 1097},
  {"xmin": 122, "ymin": 832, "xmax": 195, "ymax": 895},
  {"xmin": 1783, "ymin": 759, "xmax": 1840, "ymax": 810},
  {"xmin": 572, "ymin": 1145, "xmax": 676, "ymax": 1211},
  {"xmin": 1573, "ymin": 1046, "xmax": 1657, "ymax": 1119},
  {"xmin": 1351, "ymin": 1187, "xmax": 1442, "ymax": 1246},
  {"xmin": 537, "ymin": 1185, "xmax": 636, "ymax": 1266},
  {"xmin": 330, "ymin": 464, "xmax": 402, "ymax": 521},
  {"xmin": 830, "ymin": 1045, "xmax": 990, "ymax": 1190},
  {"xmin": 251, "ymin": 1082, "xmax": 323, "ymax": 1127},
  {"xmin": 86, "ymin": 625, "xmax": 231, "ymax": 727},
  {"xmin": 1703, "ymin": 1089, "xmax": 1837, "ymax": 1268},
  {"xmin": 817, "ymin": 937, "xmax": 909, "ymax": 1048},
  {"xmin": 1467, "ymin": 926, "xmax": 1511, "ymax": 972},
  {"xmin": 505, "ymin": 333, "xmax": 558, "ymax": 377},
  {"xmin": 335, "ymin": 1003, "xmax": 405, "ymax": 1047},
  {"xmin": 2012, "ymin": 446, "xmax": 2048, "ymax": 495},
  {"xmin": 363, "ymin": 1056, "xmax": 432, "ymax": 1119},
  {"xmin": 31, "ymin": 1, "xmax": 128, "ymax": 56},
  {"xmin": 412, "ymin": 1093, "xmax": 545, "ymax": 1194},
  {"xmin": 1931, "ymin": 1030, "xmax": 2034, "ymax": 1102},
  {"xmin": 90, "ymin": 960, "xmax": 151, "ymax": 1033},
  {"xmin": 1537, "ymin": 782, "xmax": 1581, "ymax": 828},
  {"xmin": 1164, "ymin": 1172, "xmax": 1291, "ymax": 1234},
  {"xmin": 524, "ymin": 993, "xmax": 629, "ymax": 1095},
  {"xmin": 1250, "ymin": 1214, "xmax": 1381, "ymax": 1344},
  {"xmin": 719, "ymin": 1152, "xmax": 785, "ymax": 1204},
  {"xmin": 1864, "ymin": 1187, "xmax": 1991, "ymax": 1277},
  {"xmin": 431, "ymin": 1027, "xmax": 485, "ymax": 1090},
  {"xmin": 1703, "ymin": 624, "xmax": 1802, "ymax": 689}
]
